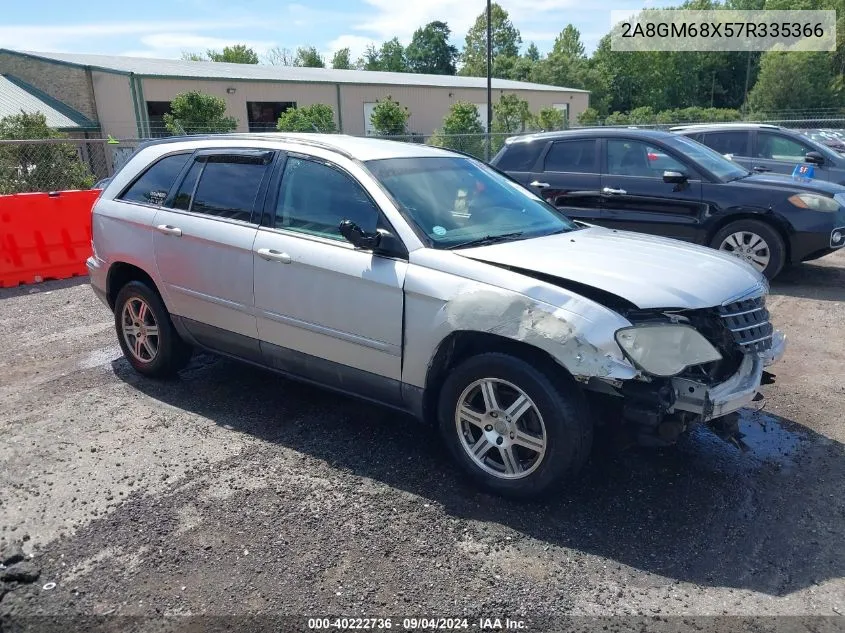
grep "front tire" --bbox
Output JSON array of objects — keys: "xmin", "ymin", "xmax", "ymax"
[
  {"xmin": 710, "ymin": 219, "xmax": 786, "ymax": 279},
  {"xmin": 437, "ymin": 353, "xmax": 592, "ymax": 499},
  {"xmin": 114, "ymin": 280, "xmax": 192, "ymax": 378}
]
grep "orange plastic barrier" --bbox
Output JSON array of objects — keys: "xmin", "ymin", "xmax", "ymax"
[{"xmin": 0, "ymin": 190, "xmax": 99, "ymax": 288}]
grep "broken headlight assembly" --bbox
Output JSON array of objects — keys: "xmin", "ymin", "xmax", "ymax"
[{"xmin": 615, "ymin": 324, "xmax": 722, "ymax": 377}]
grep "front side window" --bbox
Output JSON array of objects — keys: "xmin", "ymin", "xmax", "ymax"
[
  {"xmin": 366, "ymin": 156, "xmax": 578, "ymax": 249},
  {"xmin": 275, "ymin": 157, "xmax": 379, "ymax": 240},
  {"xmin": 169, "ymin": 155, "xmax": 269, "ymax": 222},
  {"xmin": 662, "ymin": 135, "xmax": 749, "ymax": 182},
  {"xmin": 757, "ymin": 132, "xmax": 813, "ymax": 161},
  {"xmin": 606, "ymin": 139, "xmax": 687, "ymax": 177},
  {"xmin": 119, "ymin": 153, "xmax": 190, "ymax": 206}
]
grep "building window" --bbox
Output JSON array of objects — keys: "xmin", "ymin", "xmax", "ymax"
[
  {"xmin": 552, "ymin": 103, "xmax": 570, "ymax": 125},
  {"xmin": 363, "ymin": 102, "xmax": 378, "ymax": 135},
  {"xmin": 146, "ymin": 101, "xmax": 172, "ymax": 138},
  {"xmin": 247, "ymin": 101, "xmax": 296, "ymax": 132}
]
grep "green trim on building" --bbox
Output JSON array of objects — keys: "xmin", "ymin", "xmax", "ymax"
[
  {"xmin": 128, "ymin": 74, "xmax": 143, "ymax": 138},
  {"xmin": 335, "ymin": 84, "xmax": 343, "ymax": 133}
]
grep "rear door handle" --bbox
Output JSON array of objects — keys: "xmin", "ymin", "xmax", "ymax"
[
  {"xmin": 753, "ymin": 166, "xmax": 771, "ymax": 172},
  {"xmin": 530, "ymin": 180, "xmax": 551, "ymax": 189},
  {"xmin": 155, "ymin": 224, "xmax": 182, "ymax": 237},
  {"xmin": 602, "ymin": 187, "xmax": 627, "ymax": 195},
  {"xmin": 256, "ymin": 248, "xmax": 292, "ymax": 264}
]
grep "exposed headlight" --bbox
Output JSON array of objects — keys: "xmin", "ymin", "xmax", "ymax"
[
  {"xmin": 788, "ymin": 193, "xmax": 841, "ymax": 212},
  {"xmin": 615, "ymin": 324, "xmax": 722, "ymax": 377}
]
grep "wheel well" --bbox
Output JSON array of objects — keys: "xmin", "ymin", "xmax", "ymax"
[
  {"xmin": 106, "ymin": 263, "xmax": 160, "ymax": 310},
  {"xmin": 421, "ymin": 330, "xmax": 575, "ymax": 425},
  {"xmin": 706, "ymin": 213, "xmax": 792, "ymax": 263}
]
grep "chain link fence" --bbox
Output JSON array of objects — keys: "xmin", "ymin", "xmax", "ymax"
[{"xmin": 2, "ymin": 117, "xmax": 844, "ymax": 194}]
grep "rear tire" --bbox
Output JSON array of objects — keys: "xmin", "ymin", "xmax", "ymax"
[
  {"xmin": 437, "ymin": 352, "xmax": 592, "ymax": 499},
  {"xmin": 710, "ymin": 219, "xmax": 786, "ymax": 279},
  {"xmin": 114, "ymin": 281, "xmax": 192, "ymax": 378}
]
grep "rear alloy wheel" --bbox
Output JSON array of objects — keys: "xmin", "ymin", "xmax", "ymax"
[
  {"xmin": 711, "ymin": 219, "xmax": 785, "ymax": 279},
  {"xmin": 114, "ymin": 281, "xmax": 192, "ymax": 378},
  {"xmin": 438, "ymin": 352, "xmax": 592, "ymax": 498}
]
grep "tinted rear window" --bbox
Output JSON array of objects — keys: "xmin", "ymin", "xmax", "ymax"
[
  {"xmin": 120, "ymin": 153, "xmax": 190, "ymax": 206},
  {"xmin": 701, "ymin": 131, "xmax": 749, "ymax": 156},
  {"xmin": 189, "ymin": 158, "xmax": 268, "ymax": 222},
  {"xmin": 495, "ymin": 141, "xmax": 545, "ymax": 171},
  {"xmin": 544, "ymin": 140, "xmax": 597, "ymax": 173}
]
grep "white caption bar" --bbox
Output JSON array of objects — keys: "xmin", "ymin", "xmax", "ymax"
[{"xmin": 610, "ymin": 10, "xmax": 837, "ymax": 52}]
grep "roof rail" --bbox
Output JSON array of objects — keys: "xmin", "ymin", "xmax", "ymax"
[{"xmin": 134, "ymin": 133, "xmax": 356, "ymax": 160}]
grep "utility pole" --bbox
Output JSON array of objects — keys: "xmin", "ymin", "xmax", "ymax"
[{"xmin": 486, "ymin": 0, "xmax": 492, "ymax": 160}]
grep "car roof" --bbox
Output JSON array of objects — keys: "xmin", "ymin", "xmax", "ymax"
[
  {"xmin": 503, "ymin": 127, "xmax": 680, "ymax": 145},
  {"xmin": 137, "ymin": 133, "xmax": 457, "ymax": 162}
]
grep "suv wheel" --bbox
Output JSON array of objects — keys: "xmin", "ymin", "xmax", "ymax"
[
  {"xmin": 114, "ymin": 281, "xmax": 192, "ymax": 378},
  {"xmin": 437, "ymin": 353, "xmax": 592, "ymax": 499},
  {"xmin": 711, "ymin": 219, "xmax": 785, "ymax": 279}
]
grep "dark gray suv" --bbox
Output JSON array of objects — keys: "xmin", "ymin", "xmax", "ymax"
[{"xmin": 671, "ymin": 123, "xmax": 845, "ymax": 185}]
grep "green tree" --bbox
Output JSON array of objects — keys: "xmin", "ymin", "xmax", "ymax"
[
  {"xmin": 0, "ymin": 111, "xmax": 95, "ymax": 194},
  {"xmin": 295, "ymin": 46, "xmax": 326, "ymax": 68},
  {"xmin": 331, "ymin": 48, "xmax": 352, "ymax": 70},
  {"xmin": 525, "ymin": 42, "xmax": 540, "ymax": 62},
  {"xmin": 406, "ymin": 21, "xmax": 458, "ymax": 74},
  {"xmin": 536, "ymin": 106, "xmax": 565, "ymax": 131},
  {"xmin": 554, "ymin": 25, "xmax": 585, "ymax": 59},
  {"xmin": 460, "ymin": 3, "xmax": 522, "ymax": 77},
  {"xmin": 181, "ymin": 51, "xmax": 207, "ymax": 61},
  {"xmin": 430, "ymin": 101, "xmax": 485, "ymax": 157},
  {"xmin": 747, "ymin": 51, "xmax": 839, "ymax": 114},
  {"xmin": 358, "ymin": 44, "xmax": 381, "ymax": 70},
  {"xmin": 276, "ymin": 104, "xmax": 337, "ymax": 133},
  {"xmin": 576, "ymin": 107, "xmax": 600, "ymax": 126},
  {"xmin": 163, "ymin": 91, "xmax": 237, "ymax": 135},
  {"xmin": 493, "ymin": 94, "xmax": 532, "ymax": 133},
  {"xmin": 379, "ymin": 38, "xmax": 408, "ymax": 72},
  {"xmin": 370, "ymin": 95, "xmax": 410, "ymax": 136},
  {"xmin": 206, "ymin": 45, "xmax": 259, "ymax": 64}
]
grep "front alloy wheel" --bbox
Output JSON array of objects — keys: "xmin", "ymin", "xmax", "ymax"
[
  {"xmin": 456, "ymin": 378, "xmax": 547, "ymax": 479},
  {"xmin": 718, "ymin": 231, "xmax": 771, "ymax": 273},
  {"xmin": 438, "ymin": 352, "xmax": 592, "ymax": 498}
]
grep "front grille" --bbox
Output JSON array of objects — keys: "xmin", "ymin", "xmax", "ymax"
[{"xmin": 717, "ymin": 295, "xmax": 773, "ymax": 353}]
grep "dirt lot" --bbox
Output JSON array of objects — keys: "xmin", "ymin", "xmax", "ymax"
[{"xmin": 1, "ymin": 251, "xmax": 844, "ymax": 632}]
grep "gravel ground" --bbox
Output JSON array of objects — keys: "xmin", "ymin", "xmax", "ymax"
[{"xmin": 1, "ymin": 251, "xmax": 844, "ymax": 632}]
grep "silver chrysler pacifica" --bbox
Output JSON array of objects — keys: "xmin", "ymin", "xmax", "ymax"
[{"xmin": 88, "ymin": 133, "xmax": 786, "ymax": 498}]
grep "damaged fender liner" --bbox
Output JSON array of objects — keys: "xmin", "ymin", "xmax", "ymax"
[{"xmin": 462, "ymin": 259, "xmax": 639, "ymax": 313}]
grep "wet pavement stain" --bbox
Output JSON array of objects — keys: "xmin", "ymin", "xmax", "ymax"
[{"xmin": 735, "ymin": 408, "xmax": 805, "ymax": 464}]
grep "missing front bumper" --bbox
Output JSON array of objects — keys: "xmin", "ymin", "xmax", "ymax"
[{"xmin": 672, "ymin": 329, "xmax": 786, "ymax": 421}]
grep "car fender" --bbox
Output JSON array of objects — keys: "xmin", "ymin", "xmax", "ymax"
[{"xmin": 400, "ymin": 255, "xmax": 639, "ymax": 390}]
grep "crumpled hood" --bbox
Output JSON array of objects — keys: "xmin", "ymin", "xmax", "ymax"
[{"xmin": 457, "ymin": 227, "xmax": 765, "ymax": 310}]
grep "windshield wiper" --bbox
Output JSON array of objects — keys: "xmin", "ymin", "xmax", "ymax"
[{"xmin": 446, "ymin": 231, "xmax": 525, "ymax": 249}]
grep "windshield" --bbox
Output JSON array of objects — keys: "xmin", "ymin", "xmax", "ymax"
[
  {"xmin": 665, "ymin": 134, "xmax": 750, "ymax": 182},
  {"xmin": 365, "ymin": 156, "xmax": 578, "ymax": 248}
]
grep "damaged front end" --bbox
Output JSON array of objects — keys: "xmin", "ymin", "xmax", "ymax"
[{"xmin": 589, "ymin": 291, "xmax": 786, "ymax": 447}]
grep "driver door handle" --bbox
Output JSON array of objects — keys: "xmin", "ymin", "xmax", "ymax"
[
  {"xmin": 530, "ymin": 180, "xmax": 550, "ymax": 189},
  {"xmin": 155, "ymin": 224, "xmax": 182, "ymax": 237},
  {"xmin": 753, "ymin": 166, "xmax": 771, "ymax": 172},
  {"xmin": 602, "ymin": 187, "xmax": 627, "ymax": 195},
  {"xmin": 256, "ymin": 248, "xmax": 292, "ymax": 264}
]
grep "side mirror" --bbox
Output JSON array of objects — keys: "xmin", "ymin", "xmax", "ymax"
[
  {"xmin": 805, "ymin": 151, "xmax": 825, "ymax": 165},
  {"xmin": 663, "ymin": 170, "xmax": 688, "ymax": 184},
  {"xmin": 339, "ymin": 220, "xmax": 381, "ymax": 250}
]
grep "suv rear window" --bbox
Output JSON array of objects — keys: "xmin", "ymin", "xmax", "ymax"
[
  {"xmin": 495, "ymin": 141, "xmax": 545, "ymax": 171},
  {"xmin": 168, "ymin": 153, "xmax": 271, "ymax": 222},
  {"xmin": 119, "ymin": 153, "xmax": 191, "ymax": 206}
]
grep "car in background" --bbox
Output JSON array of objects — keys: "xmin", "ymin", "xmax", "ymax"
[
  {"xmin": 800, "ymin": 129, "xmax": 845, "ymax": 155},
  {"xmin": 670, "ymin": 123, "xmax": 845, "ymax": 185},
  {"xmin": 88, "ymin": 133, "xmax": 785, "ymax": 498},
  {"xmin": 490, "ymin": 128, "xmax": 845, "ymax": 279}
]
